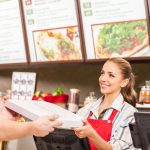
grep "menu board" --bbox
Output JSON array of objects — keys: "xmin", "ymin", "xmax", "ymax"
[
  {"xmin": 22, "ymin": 0, "xmax": 83, "ymax": 62},
  {"xmin": 0, "ymin": 0, "xmax": 150, "ymax": 65},
  {"xmin": 79, "ymin": 0, "xmax": 150, "ymax": 60},
  {"xmin": 0, "ymin": 0, "xmax": 27, "ymax": 64}
]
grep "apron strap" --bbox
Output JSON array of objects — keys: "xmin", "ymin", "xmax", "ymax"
[
  {"xmin": 87, "ymin": 111, "xmax": 93, "ymax": 119},
  {"xmin": 108, "ymin": 109, "xmax": 118, "ymax": 122},
  {"xmin": 108, "ymin": 100, "xmax": 125, "ymax": 121}
]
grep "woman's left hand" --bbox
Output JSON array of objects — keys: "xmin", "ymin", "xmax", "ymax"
[{"xmin": 73, "ymin": 119, "xmax": 96, "ymax": 138}]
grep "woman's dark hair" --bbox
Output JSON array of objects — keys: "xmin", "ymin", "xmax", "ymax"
[{"xmin": 107, "ymin": 57, "xmax": 137, "ymax": 107}]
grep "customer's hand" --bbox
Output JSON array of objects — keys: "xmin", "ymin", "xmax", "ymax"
[
  {"xmin": 31, "ymin": 115, "xmax": 62, "ymax": 137},
  {"xmin": 0, "ymin": 96, "xmax": 21, "ymax": 120}
]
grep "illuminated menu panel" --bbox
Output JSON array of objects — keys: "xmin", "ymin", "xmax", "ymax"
[
  {"xmin": 79, "ymin": 0, "xmax": 150, "ymax": 60},
  {"xmin": 23, "ymin": 0, "xmax": 83, "ymax": 62},
  {"xmin": 0, "ymin": 0, "xmax": 27, "ymax": 64}
]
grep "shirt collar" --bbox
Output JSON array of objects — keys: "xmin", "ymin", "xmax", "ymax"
[
  {"xmin": 90, "ymin": 93, "xmax": 124, "ymax": 114},
  {"xmin": 111, "ymin": 93, "xmax": 124, "ymax": 112},
  {"xmin": 88, "ymin": 97, "xmax": 103, "ymax": 118}
]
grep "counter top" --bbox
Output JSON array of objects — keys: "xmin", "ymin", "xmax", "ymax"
[{"xmin": 136, "ymin": 103, "xmax": 150, "ymax": 109}]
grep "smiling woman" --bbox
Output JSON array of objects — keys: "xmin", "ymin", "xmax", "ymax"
[
  {"xmin": 99, "ymin": 57, "xmax": 137, "ymax": 106},
  {"xmin": 73, "ymin": 57, "xmax": 139, "ymax": 150}
]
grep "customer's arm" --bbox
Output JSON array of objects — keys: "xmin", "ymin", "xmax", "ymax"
[{"xmin": 0, "ymin": 115, "xmax": 62, "ymax": 141}]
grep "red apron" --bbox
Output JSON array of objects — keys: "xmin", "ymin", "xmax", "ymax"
[{"xmin": 87, "ymin": 109, "xmax": 118, "ymax": 150}]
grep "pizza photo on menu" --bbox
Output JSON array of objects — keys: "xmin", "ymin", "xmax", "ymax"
[
  {"xmin": 33, "ymin": 27, "xmax": 82, "ymax": 61},
  {"xmin": 92, "ymin": 20, "xmax": 150, "ymax": 59}
]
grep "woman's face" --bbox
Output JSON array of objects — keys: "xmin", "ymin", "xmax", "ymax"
[{"xmin": 99, "ymin": 61, "xmax": 127, "ymax": 96}]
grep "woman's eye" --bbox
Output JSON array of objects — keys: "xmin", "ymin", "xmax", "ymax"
[{"xmin": 109, "ymin": 74, "xmax": 115, "ymax": 77}]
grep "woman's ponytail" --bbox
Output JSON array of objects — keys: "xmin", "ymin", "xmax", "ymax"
[
  {"xmin": 108, "ymin": 58, "xmax": 137, "ymax": 107},
  {"xmin": 121, "ymin": 73, "xmax": 137, "ymax": 107}
]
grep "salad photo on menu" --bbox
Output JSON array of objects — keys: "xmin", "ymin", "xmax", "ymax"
[
  {"xmin": 33, "ymin": 27, "xmax": 82, "ymax": 61},
  {"xmin": 92, "ymin": 20, "xmax": 150, "ymax": 58}
]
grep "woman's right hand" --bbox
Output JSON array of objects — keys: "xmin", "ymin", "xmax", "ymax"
[{"xmin": 74, "ymin": 119, "xmax": 97, "ymax": 139}]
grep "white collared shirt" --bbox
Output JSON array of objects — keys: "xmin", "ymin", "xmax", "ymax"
[{"xmin": 77, "ymin": 94, "xmax": 141, "ymax": 150}]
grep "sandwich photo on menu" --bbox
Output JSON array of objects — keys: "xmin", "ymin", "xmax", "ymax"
[
  {"xmin": 92, "ymin": 20, "xmax": 150, "ymax": 58},
  {"xmin": 33, "ymin": 27, "xmax": 82, "ymax": 61}
]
